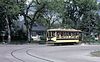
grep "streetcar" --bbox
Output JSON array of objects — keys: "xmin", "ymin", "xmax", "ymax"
[{"xmin": 46, "ymin": 29, "xmax": 82, "ymax": 44}]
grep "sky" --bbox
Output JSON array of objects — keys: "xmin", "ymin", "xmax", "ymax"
[
  {"xmin": 97, "ymin": 0, "xmax": 100, "ymax": 2},
  {"xmin": 26, "ymin": 0, "xmax": 32, "ymax": 5},
  {"xmin": 19, "ymin": 0, "xmax": 33, "ymax": 21}
]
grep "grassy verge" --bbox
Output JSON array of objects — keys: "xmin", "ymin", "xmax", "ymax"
[{"xmin": 91, "ymin": 51, "xmax": 100, "ymax": 57}]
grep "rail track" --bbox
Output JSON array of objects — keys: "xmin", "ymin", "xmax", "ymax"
[
  {"xmin": 26, "ymin": 49, "xmax": 54, "ymax": 62},
  {"xmin": 11, "ymin": 48, "xmax": 54, "ymax": 62},
  {"xmin": 11, "ymin": 48, "xmax": 25, "ymax": 62}
]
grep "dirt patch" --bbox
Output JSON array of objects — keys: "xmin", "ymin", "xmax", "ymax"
[{"xmin": 91, "ymin": 51, "xmax": 100, "ymax": 57}]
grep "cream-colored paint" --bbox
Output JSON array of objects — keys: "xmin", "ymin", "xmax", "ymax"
[
  {"xmin": 56, "ymin": 40, "xmax": 79, "ymax": 43},
  {"xmin": 47, "ymin": 37, "xmax": 80, "ymax": 43},
  {"xmin": 47, "ymin": 40, "xmax": 79, "ymax": 44},
  {"xmin": 51, "ymin": 37, "xmax": 56, "ymax": 41}
]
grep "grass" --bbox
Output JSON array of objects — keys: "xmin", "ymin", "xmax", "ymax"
[{"xmin": 91, "ymin": 51, "xmax": 100, "ymax": 57}]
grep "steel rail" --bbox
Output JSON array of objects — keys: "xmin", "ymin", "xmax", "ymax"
[
  {"xmin": 11, "ymin": 48, "xmax": 25, "ymax": 62},
  {"xmin": 26, "ymin": 49, "xmax": 54, "ymax": 62}
]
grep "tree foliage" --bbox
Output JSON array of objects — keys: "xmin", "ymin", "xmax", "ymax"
[
  {"xmin": 0, "ymin": 0, "xmax": 25, "ymax": 43},
  {"xmin": 0, "ymin": 0, "xmax": 100, "ymax": 43}
]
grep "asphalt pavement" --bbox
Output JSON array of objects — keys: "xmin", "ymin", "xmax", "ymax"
[{"xmin": 0, "ymin": 44, "xmax": 100, "ymax": 62}]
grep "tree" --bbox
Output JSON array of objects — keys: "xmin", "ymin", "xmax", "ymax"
[
  {"xmin": 62, "ymin": 0, "xmax": 98, "ymax": 29},
  {"xmin": 20, "ymin": 0, "xmax": 46, "ymax": 42},
  {"xmin": 0, "ymin": 0, "xmax": 25, "ymax": 43},
  {"xmin": 21, "ymin": 0, "xmax": 65, "ymax": 42}
]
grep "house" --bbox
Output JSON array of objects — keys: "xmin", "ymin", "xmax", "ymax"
[
  {"xmin": 17, "ymin": 21, "xmax": 47, "ymax": 41},
  {"xmin": 31, "ymin": 22, "xmax": 47, "ymax": 41}
]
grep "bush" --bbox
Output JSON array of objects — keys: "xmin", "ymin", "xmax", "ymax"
[
  {"xmin": 39, "ymin": 36, "xmax": 46, "ymax": 44},
  {"xmin": 82, "ymin": 34, "xmax": 100, "ymax": 44}
]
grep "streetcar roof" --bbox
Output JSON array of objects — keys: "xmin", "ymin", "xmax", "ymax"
[{"xmin": 47, "ymin": 29, "xmax": 82, "ymax": 32}]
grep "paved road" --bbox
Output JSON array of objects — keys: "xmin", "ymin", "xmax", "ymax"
[{"xmin": 0, "ymin": 44, "xmax": 100, "ymax": 62}]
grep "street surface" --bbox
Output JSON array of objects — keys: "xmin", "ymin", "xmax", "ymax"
[{"xmin": 0, "ymin": 44, "xmax": 100, "ymax": 62}]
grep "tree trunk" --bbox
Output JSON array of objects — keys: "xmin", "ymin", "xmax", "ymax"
[
  {"xmin": 28, "ymin": 24, "xmax": 32, "ymax": 43},
  {"xmin": 23, "ymin": 14, "xmax": 31, "ymax": 43},
  {"xmin": 6, "ymin": 16, "xmax": 11, "ymax": 43},
  {"xmin": 29, "ymin": 22, "xmax": 33, "ymax": 43},
  {"xmin": 28, "ymin": 27, "xmax": 31, "ymax": 43}
]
